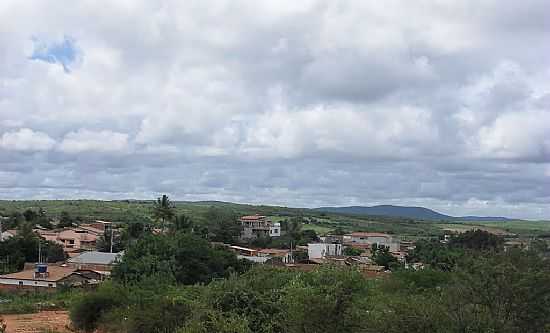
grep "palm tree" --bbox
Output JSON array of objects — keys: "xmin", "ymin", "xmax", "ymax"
[{"xmin": 152, "ymin": 194, "xmax": 175, "ymax": 232}]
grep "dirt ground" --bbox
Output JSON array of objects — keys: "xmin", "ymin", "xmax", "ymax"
[{"xmin": 2, "ymin": 311, "xmax": 72, "ymax": 333}]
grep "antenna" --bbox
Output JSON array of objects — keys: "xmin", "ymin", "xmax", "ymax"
[{"xmin": 38, "ymin": 238, "xmax": 42, "ymax": 263}]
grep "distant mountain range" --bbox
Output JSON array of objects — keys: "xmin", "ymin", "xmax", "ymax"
[{"xmin": 314, "ymin": 205, "xmax": 513, "ymax": 222}]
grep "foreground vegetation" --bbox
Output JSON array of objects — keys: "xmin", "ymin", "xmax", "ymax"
[
  {"xmin": 61, "ymin": 225, "xmax": 550, "ymax": 333},
  {"xmin": 69, "ymin": 247, "xmax": 550, "ymax": 333},
  {"xmin": 2, "ymin": 198, "xmax": 550, "ymax": 332}
]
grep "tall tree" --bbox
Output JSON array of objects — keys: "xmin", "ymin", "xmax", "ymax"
[
  {"xmin": 170, "ymin": 214, "xmax": 194, "ymax": 234},
  {"xmin": 372, "ymin": 243, "xmax": 398, "ymax": 269},
  {"xmin": 205, "ymin": 207, "xmax": 241, "ymax": 243},
  {"xmin": 152, "ymin": 195, "xmax": 175, "ymax": 231},
  {"xmin": 23, "ymin": 209, "xmax": 37, "ymax": 222},
  {"xmin": 59, "ymin": 211, "xmax": 74, "ymax": 228}
]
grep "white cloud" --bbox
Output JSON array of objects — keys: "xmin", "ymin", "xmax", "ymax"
[
  {"xmin": 476, "ymin": 110, "xmax": 550, "ymax": 161},
  {"xmin": 58, "ymin": 129, "xmax": 129, "ymax": 154},
  {"xmin": 0, "ymin": 1, "xmax": 549, "ymax": 218},
  {"xmin": 0, "ymin": 128, "xmax": 56, "ymax": 151}
]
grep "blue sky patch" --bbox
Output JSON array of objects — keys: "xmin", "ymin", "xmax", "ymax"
[{"xmin": 30, "ymin": 36, "xmax": 78, "ymax": 72}]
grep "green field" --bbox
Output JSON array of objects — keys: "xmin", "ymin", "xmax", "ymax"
[
  {"xmin": 6, "ymin": 200, "xmax": 544, "ymax": 238},
  {"xmin": 465, "ymin": 220, "xmax": 550, "ymax": 236},
  {"xmin": 301, "ymin": 224, "xmax": 334, "ymax": 235},
  {"xmin": 0, "ymin": 200, "xmax": 449, "ymax": 237},
  {"xmin": 435, "ymin": 220, "xmax": 550, "ymax": 237}
]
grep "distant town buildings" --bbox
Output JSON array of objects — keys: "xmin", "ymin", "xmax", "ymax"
[
  {"xmin": 35, "ymin": 221, "xmax": 114, "ymax": 255},
  {"xmin": 343, "ymin": 232, "xmax": 400, "ymax": 252}
]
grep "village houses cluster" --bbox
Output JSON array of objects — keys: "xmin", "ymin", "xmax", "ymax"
[
  {"xmin": 0, "ymin": 220, "xmax": 122, "ymax": 291},
  {"xmin": 0, "ymin": 213, "xmax": 414, "ymax": 291},
  {"xmin": 230, "ymin": 215, "xmax": 412, "ymax": 275}
]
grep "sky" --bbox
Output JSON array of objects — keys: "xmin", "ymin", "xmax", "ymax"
[{"xmin": 0, "ymin": 1, "xmax": 549, "ymax": 220}]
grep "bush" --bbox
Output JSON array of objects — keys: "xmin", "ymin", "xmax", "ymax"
[
  {"xmin": 178, "ymin": 311, "xmax": 252, "ymax": 333},
  {"xmin": 127, "ymin": 296, "xmax": 192, "ymax": 333},
  {"xmin": 113, "ymin": 233, "xmax": 250, "ymax": 285},
  {"xmin": 70, "ymin": 283, "xmax": 127, "ymax": 332}
]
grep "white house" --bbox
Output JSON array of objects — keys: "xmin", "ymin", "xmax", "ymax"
[
  {"xmin": 0, "ymin": 264, "xmax": 101, "ymax": 291},
  {"xmin": 308, "ymin": 243, "xmax": 343, "ymax": 259}
]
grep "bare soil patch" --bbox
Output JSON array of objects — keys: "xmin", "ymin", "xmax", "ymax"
[{"xmin": 2, "ymin": 311, "xmax": 72, "ymax": 333}]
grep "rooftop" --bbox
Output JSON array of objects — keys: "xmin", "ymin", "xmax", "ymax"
[
  {"xmin": 68, "ymin": 251, "xmax": 123, "ymax": 265},
  {"xmin": 348, "ymin": 232, "xmax": 392, "ymax": 238},
  {"xmin": 240, "ymin": 215, "xmax": 267, "ymax": 221},
  {"xmin": 229, "ymin": 245, "xmax": 257, "ymax": 252},
  {"xmin": 258, "ymin": 248, "xmax": 290, "ymax": 256},
  {"xmin": 0, "ymin": 265, "xmax": 77, "ymax": 282}
]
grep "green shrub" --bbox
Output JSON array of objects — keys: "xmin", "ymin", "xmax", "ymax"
[
  {"xmin": 124, "ymin": 296, "xmax": 192, "ymax": 333},
  {"xmin": 178, "ymin": 310, "xmax": 252, "ymax": 333},
  {"xmin": 70, "ymin": 283, "xmax": 127, "ymax": 332}
]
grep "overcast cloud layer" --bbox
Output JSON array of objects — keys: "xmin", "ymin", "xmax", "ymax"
[{"xmin": 1, "ymin": 1, "xmax": 549, "ymax": 219}]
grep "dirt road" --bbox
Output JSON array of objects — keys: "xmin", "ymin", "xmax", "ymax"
[{"xmin": 1, "ymin": 311, "xmax": 72, "ymax": 333}]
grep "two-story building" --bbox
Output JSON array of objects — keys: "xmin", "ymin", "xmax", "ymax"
[
  {"xmin": 239, "ymin": 215, "xmax": 281, "ymax": 240},
  {"xmin": 37, "ymin": 229, "xmax": 98, "ymax": 253}
]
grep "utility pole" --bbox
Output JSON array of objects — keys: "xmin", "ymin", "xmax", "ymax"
[
  {"xmin": 38, "ymin": 238, "xmax": 42, "ymax": 263},
  {"xmin": 290, "ymin": 240, "xmax": 294, "ymax": 264},
  {"xmin": 110, "ymin": 227, "xmax": 114, "ymax": 253}
]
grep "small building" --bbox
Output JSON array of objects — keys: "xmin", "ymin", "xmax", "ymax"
[
  {"xmin": 308, "ymin": 243, "xmax": 343, "ymax": 259},
  {"xmin": 229, "ymin": 246, "xmax": 292, "ymax": 264},
  {"xmin": 229, "ymin": 245, "xmax": 259, "ymax": 256},
  {"xmin": 319, "ymin": 234, "xmax": 344, "ymax": 244},
  {"xmin": 343, "ymin": 232, "xmax": 400, "ymax": 252},
  {"xmin": 0, "ymin": 264, "xmax": 101, "ymax": 291},
  {"xmin": 239, "ymin": 215, "xmax": 280, "ymax": 240},
  {"xmin": 258, "ymin": 248, "xmax": 292, "ymax": 264},
  {"xmin": 67, "ymin": 251, "xmax": 123, "ymax": 275}
]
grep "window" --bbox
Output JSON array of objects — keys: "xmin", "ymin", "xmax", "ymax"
[
  {"xmin": 48, "ymin": 283, "xmax": 53, "ymax": 287},
  {"xmin": 18, "ymin": 281, "xmax": 23, "ymax": 286}
]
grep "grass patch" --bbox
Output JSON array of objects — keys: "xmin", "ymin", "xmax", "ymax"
[
  {"xmin": 301, "ymin": 224, "xmax": 334, "ymax": 235},
  {"xmin": 0, "ymin": 290, "xmax": 83, "ymax": 314}
]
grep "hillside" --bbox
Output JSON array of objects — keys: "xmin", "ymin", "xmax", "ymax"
[{"xmin": 315, "ymin": 205, "xmax": 513, "ymax": 222}]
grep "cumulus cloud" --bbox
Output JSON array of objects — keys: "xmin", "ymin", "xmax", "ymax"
[
  {"xmin": 0, "ymin": 1, "xmax": 549, "ymax": 219},
  {"xmin": 476, "ymin": 110, "xmax": 550, "ymax": 161},
  {"xmin": 0, "ymin": 128, "xmax": 56, "ymax": 151},
  {"xmin": 58, "ymin": 129, "xmax": 129, "ymax": 154}
]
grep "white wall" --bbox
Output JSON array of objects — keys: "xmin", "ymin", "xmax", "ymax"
[
  {"xmin": 270, "ymin": 223, "xmax": 281, "ymax": 237},
  {"xmin": 308, "ymin": 243, "xmax": 342, "ymax": 259},
  {"xmin": 0, "ymin": 278, "xmax": 56, "ymax": 288}
]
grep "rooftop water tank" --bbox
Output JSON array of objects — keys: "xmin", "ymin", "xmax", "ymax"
[{"xmin": 35, "ymin": 263, "xmax": 48, "ymax": 273}]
